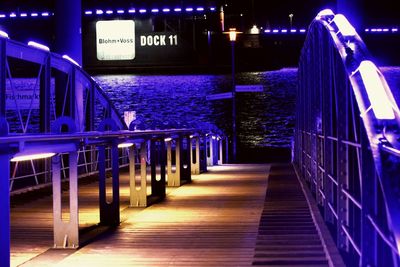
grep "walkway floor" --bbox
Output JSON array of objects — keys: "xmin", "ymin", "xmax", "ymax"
[{"xmin": 11, "ymin": 164, "xmax": 270, "ymax": 267}]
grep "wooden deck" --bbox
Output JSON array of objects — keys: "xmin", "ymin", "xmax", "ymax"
[{"xmin": 11, "ymin": 164, "xmax": 270, "ymax": 266}]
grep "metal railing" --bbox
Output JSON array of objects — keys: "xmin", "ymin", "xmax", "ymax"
[{"xmin": 294, "ymin": 9, "xmax": 400, "ymax": 266}]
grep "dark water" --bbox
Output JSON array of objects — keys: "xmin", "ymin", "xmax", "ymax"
[{"xmin": 94, "ymin": 68, "xmax": 298, "ymax": 153}]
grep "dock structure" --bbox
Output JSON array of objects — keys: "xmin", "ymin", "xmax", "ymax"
[{"xmin": 10, "ymin": 164, "xmax": 340, "ymax": 267}]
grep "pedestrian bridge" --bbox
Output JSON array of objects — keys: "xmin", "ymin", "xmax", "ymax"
[{"xmin": 1, "ymin": 9, "xmax": 400, "ymax": 267}]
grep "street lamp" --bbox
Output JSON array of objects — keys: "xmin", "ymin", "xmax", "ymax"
[
  {"xmin": 226, "ymin": 28, "xmax": 240, "ymax": 162},
  {"xmin": 289, "ymin": 13, "xmax": 294, "ymax": 29}
]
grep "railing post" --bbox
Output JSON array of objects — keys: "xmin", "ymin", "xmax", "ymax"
[
  {"xmin": 130, "ymin": 142, "xmax": 147, "ymax": 207},
  {"xmin": 191, "ymin": 136, "xmax": 200, "ymax": 174},
  {"xmin": 0, "ymin": 150, "xmax": 10, "ymax": 267},
  {"xmin": 360, "ymin": 132, "xmax": 377, "ymax": 266},
  {"xmin": 207, "ymin": 135, "xmax": 214, "ymax": 166},
  {"xmin": 180, "ymin": 134, "xmax": 191, "ymax": 183},
  {"xmin": 218, "ymin": 138, "xmax": 223, "ymax": 165},
  {"xmin": 0, "ymin": 38, "xmax": 6, "ymax": 117},
  {"xmin": 150, "ymin": 138, "xmax": 166, "ymax": 199},
  {"xmin": 52, "ymin": 151, "xmax": 79, "ymax": 248},
  {"xmin": 167, "ymin": 138, "xmax": 181, "ymax": 186},
  {"xmin": 98, "ymin": 141, "xmax": 120, "ymax": 226},
  {"xmin": 200, "ymin": 135, "xmax": 208, "ymax": 173}
]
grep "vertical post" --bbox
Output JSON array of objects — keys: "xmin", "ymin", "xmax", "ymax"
[
  {"xmin": 130, "ymin": 142, "xmax": 148, "ymax": 207},
  {"xmin": 0, "ymin": 152, "xmax": 10, "ymax": 267},
  {"xmin": 52, "ymin": 152, "xmax": 79, "ymax": 248},
  {"xmin": 180, "ymin": 135, "xmax": 191, "ymax": 183},
  {"xmin": 207, "ymin": 136, "xmax": 213, "ymax": 166},
  {"xmin": 150, "ymin": 139, "xmax": 166, "ymax": 198},
  {"xmin": 231, "ymin": 39, "xmax": 237, "ymax": 163},
  {"xmin": 0, "ymin": 38, "xmax": 6, "ymax": 117},
  {"xmin": 55, "ymin": 0, "xmax": 82, "ymax": 65},
  {"xmin": 191, "ymin": 136, "xmax": 200, "ymax": 174},
  {"xmin": 40, "ymin": 55, "xmax": 51, "ymax": 133},
  {"xmin": 98, "ymin": 142, "xmax": 120, "ymax": 226},
  {"xmin": 167, "ymin": 138, "xmax": 180, "ymax": 187},
  {"xmin": 218, "ymin": 138, "xmax": 223, "ymax": 165}
]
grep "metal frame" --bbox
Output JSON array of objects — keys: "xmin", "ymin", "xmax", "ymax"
[{"xmin": 294, "ymin": 10, "xmax": 400, "ymax": 266}]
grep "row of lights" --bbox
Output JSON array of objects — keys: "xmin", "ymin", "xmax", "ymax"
[
  {"xmin": 365, "ymin": 28, "xmax": 398, "ymax": 33},
  {"xmin": 263, "ymin": 27, "xmax": 399, "ymax": 35},
  {"xmin": 0, "ymin": 11, "xmax": 53, "ymax": 18},
  {"xmin": 85, "ymin": 7, "xmax": 216, "ymax": 15},
  {"xmin": 264, "ymin": 28, "xmax": 307, "ymax": 34}
]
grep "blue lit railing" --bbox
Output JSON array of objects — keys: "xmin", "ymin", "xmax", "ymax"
[{"xmin": 294, "ymin": 9, "xmax": 400, "ymax": 266}]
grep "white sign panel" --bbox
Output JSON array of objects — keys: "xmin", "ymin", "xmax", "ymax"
[{"xmin": 96, "ymin": 20, "xmax": 135, "ymax": 61}]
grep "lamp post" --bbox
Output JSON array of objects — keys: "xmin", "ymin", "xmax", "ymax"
[
  {"xmin": 289, "ymin": 13, "xmax": 294, "ymax": 29},
  {"xmin": 229, "ymin": 28, "xmax": 237, "ymax": 162}
]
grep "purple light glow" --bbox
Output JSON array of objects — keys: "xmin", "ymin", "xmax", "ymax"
[
  {"xmin": 31, "ymin": 13, "xmax": 38, "ymax": 17},
  {"xmin": 281, "ymin": 29, "xmax": 288, "ymax": 33},
  {"xmin": 20, "ymin": 13, "xmax": 28, "ymax": 17},
  {"xmin": 117, "ymin": 10, "xmax": 125, "ymax": 14},
  {"xmin": 162, "ymin": 8, "xmax": 170, "ymax": 13},
  {"xmin": 41, "ymin": 12, "xmax": 49, "ymax": 17},
  {"xmin": 0, "ymin": 14, "xmax": 6, "ymax": 18},
  {"xmin": 290, "ymin": 29, "xmax": 297, "ymax": 33},
  {"xmin": 272, "ymin": 29, "xmax": 279, "ymax": 33},
  {"xmin": 151, "ymin": 9, "xmax": 159, "ymax": 13},
  {"xmin": 106, "ymin": 10, "xmax": 113, "ymax": 14},
  {"xmin": 128, "ymin": 9, "xmax": 136, "ymax": 14},
  {"xmin": 196, "ymin": 7, "xmax": 204, "ymax": 11},
  {"xmin": 186, "ymin": 7, "xmax": 194, "ymax": 12},
  {"xmin": 10, "ymin": 13, "xmax": 17, "ymax": 18},
  {"xmin": 85, "ymin": 10, "xmax": 93, "ymax": 15},
  {"xmin": 139, "ymin": 9, "xmax": 147, "ymax": 13},
  {"xmin": 392, "ymin": 28, "xmax": 398, "ymax": 32},
  {"xmin": 300, "ymin": 29, "xmax": 306, "ymax": 33},
  {"xmin": 96, "ymin": 10, "xmax": 103, "ymax": 15},
  {"xmin": 264, "ymin": 29, "xmax": 271, "ymax": 33},
  {"xmin": 174, "ymin": 8, "xmax": 182, "ymax": 12},
  {"xmin": 210, "ymin": 7, "xmax": 216, "ymax": 11}
]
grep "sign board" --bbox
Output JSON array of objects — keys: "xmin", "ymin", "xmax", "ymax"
[
  {"xmin": 96, "ymin": 20, "xmax": 136, "ymax": 60},
  {"xmin": 206, "ymin": 92, "xmax": 233, "ymax": 101},
  {"xmin": 235, "ymin": 85, "xmax": 264, "ymax": 92},
  {"xmin": 6, "ymin": 89, "xmax": 39, "ymax": 110}
]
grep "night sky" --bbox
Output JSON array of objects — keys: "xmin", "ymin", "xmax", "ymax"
[{"xmin": 0, "ymin": 0, "xmax": 398, "ymax": 28}]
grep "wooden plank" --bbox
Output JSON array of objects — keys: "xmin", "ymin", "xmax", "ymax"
[{"xmin": 11, "ymin": 164, "xmax": 269, "ymax": 266}]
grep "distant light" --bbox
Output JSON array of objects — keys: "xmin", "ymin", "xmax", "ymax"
[
  {"xmin": 281, "ymin": 29, "xmax": 288, "ymax": 33},
  {"xmin": 0, "ymin": 14, "xmax": 5, "ymax": 18},
  {"xmin": 264, "ymin": 29, "xmax": 271, "ymax": 33},
  {"xmin": 117, "ymin": 10, "xmax": 125, "ymax": 14},
  {"xmin": 333, "ymin": 14, "xmax": 356, "ymax": 37},
  {"xmin": 0, "ymin": 30, "xmax": 9, "ymax": 38},
  {"xmin": 96, "ymin": 10, "xmax": 103, "ymax": 15},
  {"xmin": 196, "ymin": 7, "xmax": 204, "ymax": 11},
  {"xmin": 31, "ymin": 13, "xmax": 38, "ymax": 17},
  {"xmin": 250, "ymin": 25, "xmax": 260, "ymax": 34},
  {"xmin": 228, "ymin": 28, "xmax": 237, "ymax": 41},
  {"xmin": 84, "ymin": 10, "xmax": 93, "ymax": 15},
  {"xmin": 118, "ymin": 142, "xmax": 134, "ymax": 148},
  {"xmin": 365, "ymin": 28, "xmax": 370, "ymax": 32},
  {"xmin": 41, "ymin": 12, "xmax": 50, "ymax": 17},
  {"xmin": 186, "ymin": 7, "xmax": 194, "ymax": 12},
  {"xmin": 290, "ymin": 29, "xmax": 297, "ymax": 33},
  {"xmin": 139, "ymin": 9, "xmax": 147, "ymax": 13},
  {"xmin": 371, "ymin": 28, "xmax": 377, "ymax": 32},
  {"xmin": 383, "ymin": 28, "xmax": 389, "ymax": 32},
  {"xmin": 28, "ymin": 41, "xmax": 50, "ymax": 52},
  {"xmin": 10, "ymin": 13, "xmax": 17, "ymax": 18},
  {"xmin": 358, "ymin": 60, "xmax": 395, "ymax": 120},
  {"xmin": 210, "ymin": 7, "xmax": 216, "ymax": 11},
  {"xmin": 62, "ymin": 55, "xmax": 81, "ymax": 67},
  {"xmin": 164, "ymin": 137, "xmax": 173, "ymax": 142},
  {"xmin": 128, "ymin": 9, "xmax": 136, "ymax": 14},
  {"xmin": 11, "ymin": 153, "xmax": 55, "ymax": 162},
  {"xmin": 174, "ymin": 8, "xmax": 182, "ymax": 12},
  {"xmin": 300, "ymin": 29, "xmax": 306, "ymax": 33},
  {"xmin": 392, "ymin": 28, "xmax": 399, "ymax": 32},
  {"xmin": 212, "ymin": 136, "xmax": 217, "ymax": 140},
  {"xmin": 272, "ymin": 29, "xmax": 279, "ymax": 33},
  {"xmin": 151, "ymin": 9, "xmax": 159, "ymax": 13},
  {"xmin": 162, "ymin": 8, "xmax": 170, "ymax": 13},
  {"xmin": 105, "ymin": 10, "xmax": 113, "ymax": 14},
  {"xmin": 376, "ymin": 28, "xmax": 383, "ymax": 32}
]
